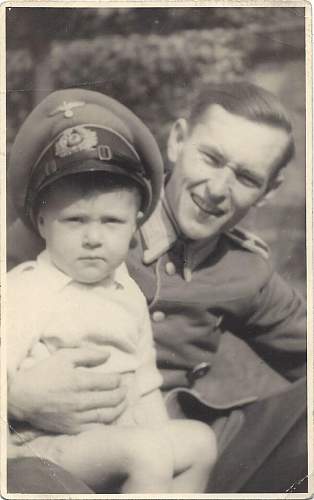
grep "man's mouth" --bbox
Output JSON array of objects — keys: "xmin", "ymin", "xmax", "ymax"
[{"xmin": 191, "ymin": 193, "xmax": 226, "ymax": 216}]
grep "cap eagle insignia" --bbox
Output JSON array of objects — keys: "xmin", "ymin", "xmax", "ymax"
[{"xmin": 49, "ymin": 101, "xmax": 85, "ymax": 118}]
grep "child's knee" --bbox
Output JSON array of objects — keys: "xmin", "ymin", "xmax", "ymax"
[
  {"xmin": 168, "ymin": 420, "xmax": 217, "ymax": 469},
  {"xmin": 189, "ymin": 421, "xmax": 217, "ymax": 466},
  {"xmin": 126, "ymin": 428, "xmax": 173, "ymax": 480}
]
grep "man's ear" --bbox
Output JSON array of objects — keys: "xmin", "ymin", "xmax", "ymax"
[
  {"xmin": 37, "ymin": 213, "xmax": 47, "ymax": 240},
  {"xmin": 255, "ymin": 172, "xmax": 284, "ymax": 208},
  {"xmin": 167, "ymin": 118, "xmax": 189, "ymax": 163}
]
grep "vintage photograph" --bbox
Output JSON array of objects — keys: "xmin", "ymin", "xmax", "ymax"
[{"xmin": 2, "ymin": 3, "xmax": 312, "ymax": 497}]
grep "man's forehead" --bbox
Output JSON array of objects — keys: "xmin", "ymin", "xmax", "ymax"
[
  {"xmin": 196, "ymin": 104, "xmax": 262, "ymax": 131},
  {"xmin": 189, "ymin": 104, "xmax": 290, "ymax": 180},
  {"xmin": 193, "ymin": 104, "xmax": 289, "ymax": 149}
]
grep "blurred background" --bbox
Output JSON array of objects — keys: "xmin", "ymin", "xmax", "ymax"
[{"xmin": 6, "ymin": 6, "xmax": 306, "ymax": 295}]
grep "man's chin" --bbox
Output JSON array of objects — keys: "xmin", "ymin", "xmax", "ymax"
[
  {"xmin": 184, "ymin": 229, "xmax": 219, "ymax": 241},
  {"xmin": 180, "ymin": 219, "xmax": 225, "ymax": 241}
]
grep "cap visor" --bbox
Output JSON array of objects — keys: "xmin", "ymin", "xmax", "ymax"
[{"xmin": 38, "ymin": 158, "xmax": 147, "ymax": 192}]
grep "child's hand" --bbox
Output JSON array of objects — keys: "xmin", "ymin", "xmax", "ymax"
[{"xmin": 8, "ymin": 347, "xmax": 128, "ymax": 434}]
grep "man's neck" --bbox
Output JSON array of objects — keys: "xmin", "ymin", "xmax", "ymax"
[{"xmin": 187, "ymin": 234, "xmax": 220, "ymax": 256}]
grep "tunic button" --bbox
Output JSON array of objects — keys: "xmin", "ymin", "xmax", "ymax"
[
  {"xmin": 165, "ymin": 262, "xmax": 176, "ymax": 276},
  {"xmin": 183, "ymin": 266, "xmax": 192, "ymax": 282},
  {"xmin": 152, "ymin": 311, "xmax": 166, "ymax": 322}
]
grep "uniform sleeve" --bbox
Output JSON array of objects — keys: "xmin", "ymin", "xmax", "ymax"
[
  {"xmin": 135, "ymin": 300, "xmax": 163, "ymax": 396},
  {"xmin": 241, "ymin": 270, "xmax": 306, "ymax": 381}
]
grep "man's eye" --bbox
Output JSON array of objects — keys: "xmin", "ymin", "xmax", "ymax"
[
  {"xmin": 236, "ymin": 174, "xmax": 260, "ymax": 188},
  {"xmin": 202, "ymin": 153, "xmax": 219, "ymax": 166}
]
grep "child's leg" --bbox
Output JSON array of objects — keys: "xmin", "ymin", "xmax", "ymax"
[
  {"xmin": 26, "ymin": 426, "xmax": 173, "ymax": 493},
  {"xmin": 117, "ymin": 427, "xmax": 173, "ymax": 493},
  {"xmin": 165, "ymin": 420, "xmax": 217, "ymax": 493}
]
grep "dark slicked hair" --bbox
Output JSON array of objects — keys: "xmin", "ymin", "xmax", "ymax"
[{"xmin": 188, "ymin": 81, "xmax": 295, "ymax": 177}]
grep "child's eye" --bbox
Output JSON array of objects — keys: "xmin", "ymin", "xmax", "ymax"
[
  {"xmin": 102, "ymin": 217, "xmax": 125, "ymax": 224},
  {"xmin": 64, "ymin": 217, "xmax": 84, "ymax": 223}
]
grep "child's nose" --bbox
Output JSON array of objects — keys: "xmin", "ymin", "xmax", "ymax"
[{"xmin": 83, "ymin": 222, "xmax": 102, "ymax": 248}]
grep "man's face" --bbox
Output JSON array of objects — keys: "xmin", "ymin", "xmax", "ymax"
[
  {"xmin": 165, "ymin": 104, "xmax": 290, "ymax": 240},
  {"xmin": 38, "ymin": 182, "xmax": 139, "ymax": 283}
]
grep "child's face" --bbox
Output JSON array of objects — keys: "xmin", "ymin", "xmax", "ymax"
[{"xmin": 37, "ymin": 182, "xmax": 140, "ymax": 283}]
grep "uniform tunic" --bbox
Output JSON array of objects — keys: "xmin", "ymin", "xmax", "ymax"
[{"xmin": 126, "ymin": 199, "xmax": 306, "ymax": 413}]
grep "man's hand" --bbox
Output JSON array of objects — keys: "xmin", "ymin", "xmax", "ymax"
[{"xmin": 8, "ymin": 348, "xmax": 127, "ymax": 434}]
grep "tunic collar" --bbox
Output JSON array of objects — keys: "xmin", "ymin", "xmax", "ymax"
[
  {"xmin": 141, "ymin": 195, "xmax": 178, "ymax": 265},
  {"xmin": 140, "ymin": 194, "xmax": 220, "ymax": 278}
]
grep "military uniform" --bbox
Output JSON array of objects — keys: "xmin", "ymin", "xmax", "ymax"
[{"xmin": 127, "ymin": 199, "xmax": 306, "ymax": 402}]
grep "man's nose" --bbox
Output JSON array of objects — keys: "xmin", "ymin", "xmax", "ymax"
[
  {"xmin": 83, "ymin": 222, "xmax": 102, "ymax": 247},
  {"xmin": 206, "ymin": 167, "xmax": 233, "ymax": 202}
]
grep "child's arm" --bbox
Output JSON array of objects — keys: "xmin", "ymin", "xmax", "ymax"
[
  {"xmin": 6, "ymin": 266, "xmax": 42, "ymax": 381},
  {"xmin": 134, "ymin": 388, "xmax": 169, "ymax": 425},
  {"xmin": 134, "ymin": 298, "xmax": 169, "ymax": 425}
]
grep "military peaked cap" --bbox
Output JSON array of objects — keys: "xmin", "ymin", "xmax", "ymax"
[{"xmin": 8, "ymin": 89, "xmax": 163, "ymax": 230}]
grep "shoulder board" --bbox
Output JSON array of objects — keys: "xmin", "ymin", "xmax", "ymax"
[{"xmin": 225, "ymin": 226, "xmax": 270, "ymax": 260}]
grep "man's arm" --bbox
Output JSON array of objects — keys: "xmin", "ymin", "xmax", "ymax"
[{"xmin": 237, "ymin": 270, "xmax": 306, "ymax": 381}]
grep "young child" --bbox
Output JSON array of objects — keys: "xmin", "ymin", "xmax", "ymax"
[{"xmin": 7, "ymin": 89, "xmax": 217, "ymax": 493}]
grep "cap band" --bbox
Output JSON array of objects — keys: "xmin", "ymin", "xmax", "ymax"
[{"xmin": 26, "ymin": 125, "xmax": 150, "ymax": 220}]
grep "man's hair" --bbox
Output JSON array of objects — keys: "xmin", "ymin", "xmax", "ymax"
[
  {"xmin": 34, "ymin": 171, "xmax": 142, "ymax": 218},
  {"xmin": 188, "ymin": 81, "xmax": 295, "ymax": 176}
]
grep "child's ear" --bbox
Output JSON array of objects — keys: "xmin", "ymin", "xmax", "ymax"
[
  {"xmin": 37, "ymin": 214, "xmax": 46, "ymax": 240},
  {"xmin": 136, "ymin": 211, "xmax": 144, "ymax": 225}
]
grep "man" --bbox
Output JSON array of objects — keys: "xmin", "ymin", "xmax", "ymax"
[{"xmin": 6, "ymin": 82, "xmax": 307, "ymax": 493}]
